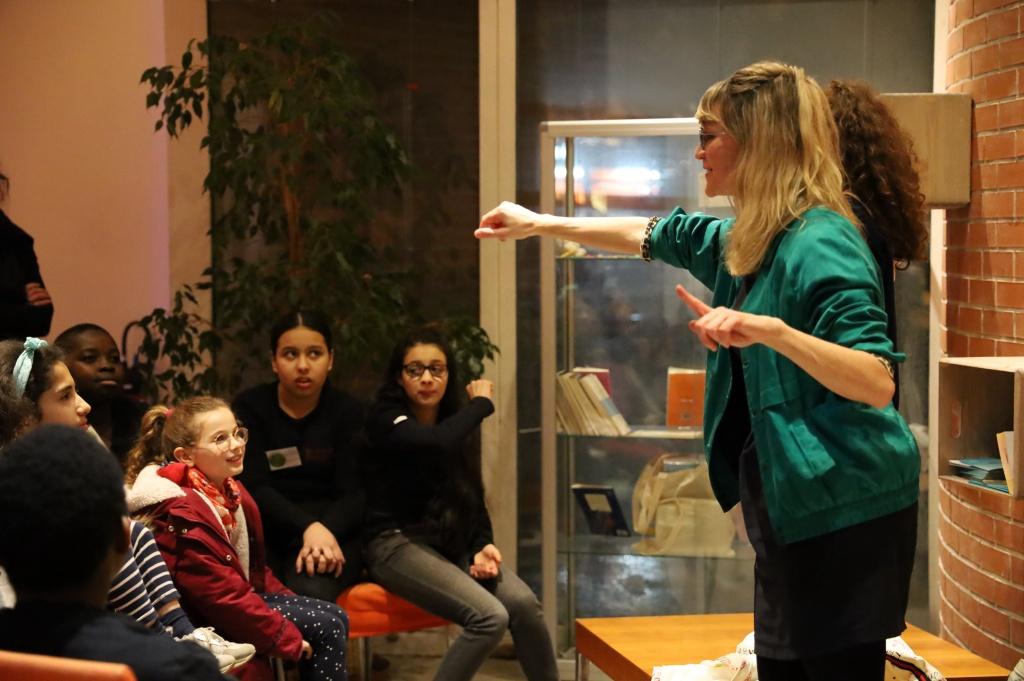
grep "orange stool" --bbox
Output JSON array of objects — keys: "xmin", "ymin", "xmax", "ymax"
[{"xmin": 337, "ymin": 582, "xmax": 449, "ymax": 677}]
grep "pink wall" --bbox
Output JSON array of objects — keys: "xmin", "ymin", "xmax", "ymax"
[{"xmin": 0, "ymin": 0, "xmax": 208, "ymax": 345}]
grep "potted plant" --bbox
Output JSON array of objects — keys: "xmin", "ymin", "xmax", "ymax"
[{"xmin": 129, "ymin": 18, "xmax": 495, "ymax": 401}]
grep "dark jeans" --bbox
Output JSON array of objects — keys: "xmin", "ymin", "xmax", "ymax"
[
  {"xmin": 366, "ymin": 530, "xmax": 558, "ymax": 681},
  {"xmin": 757, "ymin": 639, "xmax": 886, "ymax": 681},
  {"xmin": 263, "ymin": 592, "xmax": 348, "ymax": 681}
]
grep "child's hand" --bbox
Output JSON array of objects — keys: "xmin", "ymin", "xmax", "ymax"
[
  {"xmin": 466, "ymin": 379, "xmax": 494, "ymax": 401},
  {"xmin": 296, "ymin": 521, "xmax": 344, "ymax": 578},
  {"xmin": 469, "ymin": 543, "xmax": 502, "ymax": 580},
  {"xmin": 301, "ymin": 640, "xmax": 313, "ymax": 659}
]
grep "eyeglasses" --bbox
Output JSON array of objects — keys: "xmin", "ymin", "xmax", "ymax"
[
  {"xmin": 403, "ymin": 362, "xmax": 448, "ymax": 380},
  {"xmin": 698, "ymin": 130, "xmax": 723, "ymax": 150},
  {"xmin": 196, "ymin": 427, "xmax": 249, "ymax": 452}
]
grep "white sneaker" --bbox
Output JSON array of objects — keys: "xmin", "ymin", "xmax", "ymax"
[
  {"xmin": 179, "ymin": 627, "xmax": 256, "ymax": 669},
  {"xmin": 213, "ymin": 652, "xmax": 237, "ymax": 674}
]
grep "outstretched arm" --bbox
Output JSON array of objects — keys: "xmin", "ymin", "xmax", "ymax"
[{"xmin": 477, "ymin": 201, "xmax": 649, "ymax": 254}]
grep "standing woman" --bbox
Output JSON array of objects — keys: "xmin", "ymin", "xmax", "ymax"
[
  {"xmin": 477, "ymin": 62, "xmax": 919, "ymax": 681},
  {"xmin": 0, "ymin": 171, "xmax": 54, "ymax": 341},
  {"xmin": 233, "ymin": 310, "xmax": 366, "ymax": 600},
  {"xmin": 827, "ymin": 78, "xmax": 929, "ymax": 409},
  {"xmin": 363, "ymin": 326, "xmax": 557, "ymax": 681}
]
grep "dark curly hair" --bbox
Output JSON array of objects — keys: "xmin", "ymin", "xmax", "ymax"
[
  {"xmin": 827, "ymin": 79, "xmax": 928, "ymax": 266},
  {"xmin": 0, "ymin": 339, "xmax": 65, "ymax": 447},
  {"xmin": 0, "ymin": 425, "xmax": 127, "ymax": 593}
]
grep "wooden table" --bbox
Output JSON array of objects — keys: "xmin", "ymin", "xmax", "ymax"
[{"xmin": 575, "ymin": 614, "xmax": 1009, "ymax": 681}]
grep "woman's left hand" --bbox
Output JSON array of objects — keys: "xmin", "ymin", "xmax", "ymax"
[
  {"xmin": 675, "ymin": 283, "xmax": 783, "ymax": 351},
  {"xmin": 469, "ymin": 544, "xmax": 502, "ymax": 580}
]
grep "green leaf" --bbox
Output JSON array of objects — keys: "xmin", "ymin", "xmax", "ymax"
[{"xmin": 130, "ymin": 16, "xmax": 491, "ymax": 400}]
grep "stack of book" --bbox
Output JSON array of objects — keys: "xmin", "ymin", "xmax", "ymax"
[
  {"xmin": 555, "ymin": 367, "xmax": 631, "ymax": 436},
  {"xmin": 949, "ymin": 458, "xmax": 1008, "ymax": 493}
]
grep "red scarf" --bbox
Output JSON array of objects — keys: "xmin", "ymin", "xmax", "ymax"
[{"xmin": 186, "ymin": 466, "xmax": 241, "ymax": 532}]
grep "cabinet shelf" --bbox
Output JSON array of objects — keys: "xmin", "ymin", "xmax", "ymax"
[
  {"xmin": 538, "ymin": 116, "xmax": 732, "ymax": 654},
  {"xmin": 938, "ymin": 357, "xmax": 1023, "ymax": 497},
  {"xmin": 556, "ymin": 253, "xmax": 644, "ymax": 261},
  {"xmin": 558, "ymin": 533, "xmax": 753, "ymax": 561},
  {"xmin": 558, "ymin": 425, "xmax": 703, "ymax": 440}
]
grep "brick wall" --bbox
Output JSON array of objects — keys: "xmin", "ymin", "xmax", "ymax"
[
  {"xmin": 943, "ymin": 0, "xmax": 1024, "ymax": 669},
  {"xmin": 945, "ymin": 0, "xmax": 1024, "ymax": 356},
  {"xmin": 938, "ymin": 479, "xmax": 1024, "ymax": 668}
]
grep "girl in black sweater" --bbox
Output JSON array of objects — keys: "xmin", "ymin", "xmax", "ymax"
[
  {"xmin": 363, "ymin": 326, "xmax": 556, "ymax": 681},
  {"xmin": 233, "ymin": 310, "xmax": 366, "ymax": 600}
]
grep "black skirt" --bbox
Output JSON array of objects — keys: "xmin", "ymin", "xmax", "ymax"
[{"xmin": 737, "ymin": 435, "xmax": 918, "ymax": 659}]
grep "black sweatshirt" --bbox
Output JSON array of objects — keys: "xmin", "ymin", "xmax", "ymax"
[
  {"xmin": 233, "ymin": 382, "xmax": 366, "ymax": 552},
  {"xmin": 362, "ymin": 395, "xmax": 495, "ymax": 559}
]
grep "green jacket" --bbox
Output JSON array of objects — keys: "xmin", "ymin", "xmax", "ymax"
[{"xmin": 650, "ymin": 206, "xmax": 920, "ymax": 544}]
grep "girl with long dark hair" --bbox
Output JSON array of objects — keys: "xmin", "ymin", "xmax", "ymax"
[{"xmin": 362, "ymin": 326, "xmax": 557, "ymax": 681}]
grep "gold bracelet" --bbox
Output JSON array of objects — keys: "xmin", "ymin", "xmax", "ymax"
[{"xmin": 873, "ymin": 354, "xmax": 895, "ymax": 379}]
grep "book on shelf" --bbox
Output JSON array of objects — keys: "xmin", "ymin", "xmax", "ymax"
[
  {"xmin": 554, "ymin": 373, "xmax": 583, "ymax": 435},
  {"xmin": 969, "ymin": 479, "xmax": 1010, "ymax": 494},
  {"xmin": 949, "ymin": 458, "xmax": 1006, "ymax": 492},
  {"xmin": 666, "ymin": 367, "xmax": 705, "ymax": 428},
  {"xmin": 561, "ymin": 372, "xmax": 600, "ymax": 435},
  {"xmin": 571, "ymin": 484, "xmax": 631, "ymax": 537},
  {"xmin": 578, "ymin": 373, "xmax": 631, "ymax": 436},
  {"xmin": 571, "ymin": 366, "xmax": 613, "ymax": 397},
  {"xmin": 555, "ymin": 368, "xmax": 631, "ymax": 436},
  {"xmin": 997, "ymin": 431, "xmax": 1016, "ymax": 495}
]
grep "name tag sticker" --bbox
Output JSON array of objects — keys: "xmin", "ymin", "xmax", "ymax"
[{"xmin": 266, "ymin": 446, "xmax": 302, "ymax": 471}]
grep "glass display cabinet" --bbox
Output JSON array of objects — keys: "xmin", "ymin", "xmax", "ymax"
[{"xmin": 536, "ymin": 119, "xmax": 754, "ymax": 659}]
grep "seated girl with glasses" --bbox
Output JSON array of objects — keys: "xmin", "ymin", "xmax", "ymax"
[
  {"xmin": 231, "ymin": 310, "xmax": 367, "ymax": 603},
  {"xmin": 361, "ymin": 326, "xmax": 557, "ymax": 681},
  {"xmin": 124, "ymin": 397, "xmax": 350, "ymax": 681}
]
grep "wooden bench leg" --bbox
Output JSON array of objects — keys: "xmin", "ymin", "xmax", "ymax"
[{"xmin": 575, "ymin": 650, "xmax": 590, "ymax": 681}]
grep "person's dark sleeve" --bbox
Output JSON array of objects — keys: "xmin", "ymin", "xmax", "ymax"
[
  {"xmin": 320, "ymin": 398, "xmax": 367, "ymax": 540},
  {"xmin": 233, "ymin": 399, "xmax": 317, "ymax": 543},
  {"xmin": 370, "ymin": 397, "xmax": 495, "ymax": 455},
  {"xmin": 468, "ymin": 507, "xmax": 494, "ymax": 558},
  {"xmin": 0, "ymin": 242, "xmax": 52, "ymax": 338}
]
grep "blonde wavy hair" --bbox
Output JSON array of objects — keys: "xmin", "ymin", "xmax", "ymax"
[{"xmin": 696, "ymin": 61, "xmax": 856, "ymax": 276}]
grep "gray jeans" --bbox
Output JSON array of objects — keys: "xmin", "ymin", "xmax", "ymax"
[{"xmin": 366, "ymin": 530, "xmax": 558, "ymax": 681}]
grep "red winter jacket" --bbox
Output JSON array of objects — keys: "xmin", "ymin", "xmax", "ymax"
[{"xmin": 134, "ymin": 463, "xmax": 305, "ymax": 680}]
